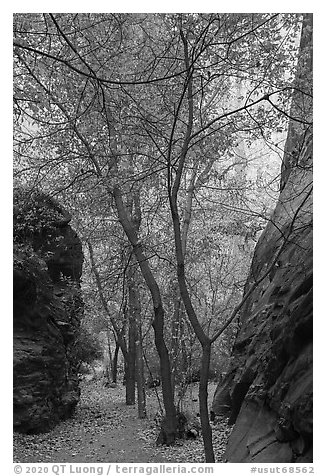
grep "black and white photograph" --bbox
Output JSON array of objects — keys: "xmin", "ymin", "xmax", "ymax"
[{"xmin": 12, "ymin": 9, "xmax": 313, "ymax": 468}]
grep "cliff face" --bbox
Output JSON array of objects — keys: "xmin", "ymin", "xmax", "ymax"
[
  {"xmin": 212, "ymin": 15, "xmax": 313, "ymax": 463},
  {"xmin": 13, "ymin": 190, "xmax": 84, "ymax": 433}
]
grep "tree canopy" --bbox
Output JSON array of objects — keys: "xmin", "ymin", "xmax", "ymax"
[{"xmin": 13, "ymin": 13, "xmax": 311, "ymax": 462}]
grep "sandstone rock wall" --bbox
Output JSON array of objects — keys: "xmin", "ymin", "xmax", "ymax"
[
  {"xmin": 13, "ymin": 190, "xmax": 84, "ymax": 433},
  {"xmin": 212, "ymin": 15, "xmax": 313, "ymax": 463}
]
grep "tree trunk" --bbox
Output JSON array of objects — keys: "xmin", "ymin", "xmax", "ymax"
[
  {"xmin": 126, "ymin": 304, "xmax": 136, "ymax": 405},
  {"xmin": 199, "ymin": 343, "xmax": 215, "ymax": 462},
  {"xmin": 125, "ymin": 359, "xmax": 135, "ymax": 404},
  {"xmin": 128, "ymin": 264, "xmax": 146, "ymax": 417},
  {"xmin": 170, "ymin": 287, "xmax": 182, "ymax": 398},
  {"xmin": 112, "ymin": 342, "xmax": 119, "ymax": 383},
  {"xmin": 114, "ymin": 185, "xmax": 177, "ymax": 441},
  {"xmin": 136, "ymin": 326, "xmax": 146, "ymax": 418},
  {"xmin": 87, "ymin": 239, "xmax": 129, "ymax": 387},
  {"xmin": 153, "ymin": 304, "xmax": 177, "ymax": 444},
  {"xmin": 104, "ymin": 329, "xmax": 112, "ymax": 384}
]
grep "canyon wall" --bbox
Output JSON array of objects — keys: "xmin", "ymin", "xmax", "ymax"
[{"xmin": 13, "ymin": 190, "xmax": 84, "ymax": 433}]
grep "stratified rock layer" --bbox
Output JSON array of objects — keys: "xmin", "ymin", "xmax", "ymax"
[
  {"xmin": 13, "ymin": 190, "xmax": 83, "ymax": 433},
  {"xmin": 212, "ymin": 16, "xmax": 313, "ymax": 463}
]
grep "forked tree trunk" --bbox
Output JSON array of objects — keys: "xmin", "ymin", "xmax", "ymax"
[
  {"xmin": 176, "ymin": 258, "xmax": 215, "ymax": 461},
  {"xmin": 114, "ymin": 185, "xmax": 177, "ymax": 442}
]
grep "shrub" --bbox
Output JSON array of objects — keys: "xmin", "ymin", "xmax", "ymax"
[{"xmin": 73, "ymin": 327, "xmax": 103, "ymax": 368}]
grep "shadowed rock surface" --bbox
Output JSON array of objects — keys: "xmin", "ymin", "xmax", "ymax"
[
  {"xmin": 13, "ymin": 190, "xmax": 84, "ymax": 433},
  {"xmin": 212, "ymin": 15, "xmax": 313, "ymax": 463}
]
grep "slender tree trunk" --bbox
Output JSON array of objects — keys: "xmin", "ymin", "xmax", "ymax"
[
  {"xmin": 176, "ymin": 259, "xmax": 215, "ymax": 460},
  {"xmin": 153, "ymin": 304, "xmax": 177, "ymax": 444},
  {"xmin": 170, "ymin": 287, "xmax": 182, "ymax": 398},
  {"xmin": 104, "ymin": 329, "xmax": 112, "ymax": 384},
  {"xmin": 125, "ymin": 355, "xmax": 136, "ymax": 404},
  {"xmin": 88, "ymin": 239, "xmax": 131, "ymax": 395},
  {"xmin": 114, "ymin": 185, "xmax": 177, "ymax": 442},
  {"xmin": 199, "ymin": 343, "xmax": 215, "ymax": 462},
  {"xmin": 135, "ymin": 325, "xmax": 146, "ymax": 418},
  {"xmin": 126, "ymin": 302, "xmax": 136, "ymax": 404},
  {"xmin": 128, "ymin": 264, "xmax": 146, "ymax": 416},
  {"xmin": 125, "ymin": 358, "xmax": 136, "ymax": 404},
  {"xmin": 112, "ymin": 342, "xmax": 119, "ymax": 383},
  {"xmin": 180, "ymin": 316, "xmax": 189, "ymax": 376},
  {"xmin": 165, "ymin": 29, "xmax": 217, "ymax": 460}
]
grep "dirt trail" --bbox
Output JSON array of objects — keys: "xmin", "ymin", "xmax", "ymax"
[{"xmin": 14, "ymin": 380, "xmax": 230, "ymax": 463}]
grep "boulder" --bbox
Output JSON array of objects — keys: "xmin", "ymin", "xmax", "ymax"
[{"xmin": 13, "ymin": 189, "xmax": 84, "ymax": 433}]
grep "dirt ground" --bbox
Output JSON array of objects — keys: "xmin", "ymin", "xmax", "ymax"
[{"xmin": 13, "ymin": 379, "xmax": 231, "ymax": 463}]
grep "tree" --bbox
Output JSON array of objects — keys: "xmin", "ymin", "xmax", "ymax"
[{"xmin": 13, "ymin": 13, "xmax": 310, "ymax": 459}]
